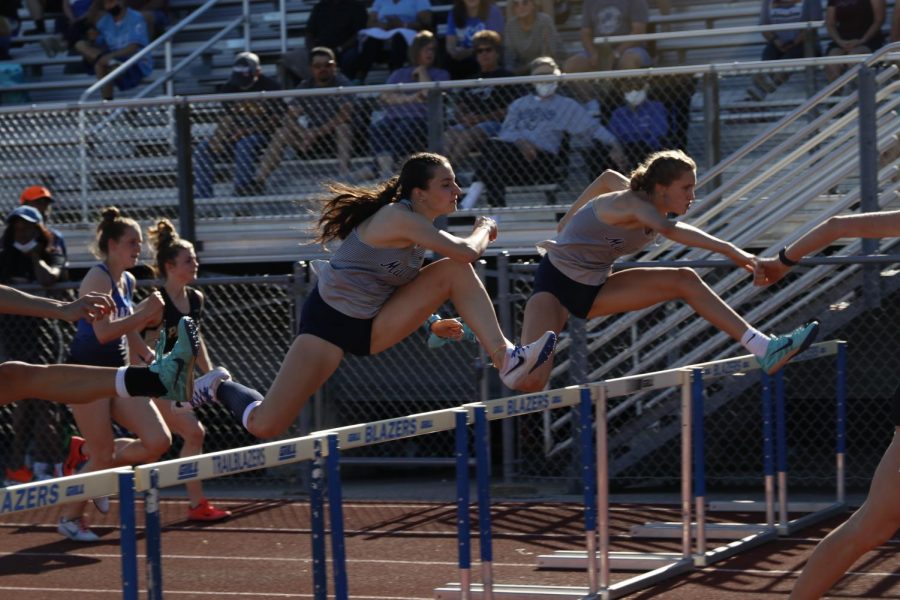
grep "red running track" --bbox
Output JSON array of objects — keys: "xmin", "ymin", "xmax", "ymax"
[{"xmin": 0, "ymin": 499, "xmax": 898, "ymax": 599}]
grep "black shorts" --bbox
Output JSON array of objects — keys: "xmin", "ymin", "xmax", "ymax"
[
  {"xmin": 532, "ymin": 255, "xmax": 603, "ymax": 319},
  {"xmin": 298, "ymin": 285, "xmax": 373, "ymax": 356}
]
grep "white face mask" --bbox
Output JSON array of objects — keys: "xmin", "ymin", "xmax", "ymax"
[
  {"xmin": 534, "ymin": 82, "xmax": 557, "ymax": 98},
  {"xmin": 13, "ymin": 239, "xmax": 38, "ymax": 253},
  {"xmin": 624, "ymin": 88, "xmax": 648, "ymax": 107}
]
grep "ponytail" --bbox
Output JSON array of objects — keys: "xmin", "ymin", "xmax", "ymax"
[{"xmin": 316, "ymin": 152, "xmax": 450, "ymax": 244}]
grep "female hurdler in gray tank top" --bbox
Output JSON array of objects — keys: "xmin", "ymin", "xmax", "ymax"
[
  {"xmin": 537, "ymin": 198, "xmax": 656, "ymax": 286},
  {"xmin": 313, "ymin": 200, "xmax": 426, "ymax": 319}
]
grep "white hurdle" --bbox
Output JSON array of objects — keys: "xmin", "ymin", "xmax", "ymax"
[
  {"xmin": 0, "ymin": 467, "xmax": 138, "ymax": 599},
  {"xmin": 436, "ymin": 366, "xmax": 696, "ymax": 599}
]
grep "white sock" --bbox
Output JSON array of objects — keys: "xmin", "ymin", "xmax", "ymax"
[
  {"xmin": 242, "ymin": 400, "xmax": 262, "ymax": 430},
  {"xmin": 741, "ymin": 328, "xmax": 771, "ymax": 357},
  {"xmin": 114, "ymin": 367, "xmax": 132, "ymax": 398}
]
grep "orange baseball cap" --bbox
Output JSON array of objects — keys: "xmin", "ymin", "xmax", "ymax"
[{"xmin": 19, "ymin": 185, "xmax": 54, "ymax": 204}]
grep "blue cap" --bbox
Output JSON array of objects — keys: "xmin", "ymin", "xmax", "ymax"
[{"xmin": 6, "ymin": 204, "xmax": 43, "ymax": 225}]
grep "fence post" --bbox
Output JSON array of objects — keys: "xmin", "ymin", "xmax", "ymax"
[
  {"xmin": 427, "ymin": 87, "xmax": 444, "ymax": 153},
  {"xmin": 702, "ymin": 71, "xmax": 721, "ymax": 187},
  {"xmin": 475, "ymin": 260, "xmax": 490, "ymax": 404},
  {"xmin": 496, "ymin": 252, "xmax": 515, "ymax": 482},
  {"xmin": 175, "ymin": 101, "xmax": 196, "ymax": 243},
  {"xmin": 857, "ymin": 64, "xmax": 881, "ymax": 309}
]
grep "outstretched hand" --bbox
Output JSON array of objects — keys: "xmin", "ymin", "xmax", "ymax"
[
  {"xmin": 61, "ymin": 292, "xmax": 114, "ymax": 323},
  {"xmin": 475, "ymin": 216, "xmax": 498, "ymax": 241},
  {"xmin": 753, "ymin": 256, "xmax": 792, "ymax": 287},
  {"xmin": 431, "ymin": 318, "xmax": 465, "ymax": 340}
]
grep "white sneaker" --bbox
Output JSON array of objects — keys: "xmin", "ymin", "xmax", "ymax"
[
  {"xmin": 92, "ymin": 496, "xmax": 110, "ymax": 514},
  {"xmin": 190, "ymin": 367, "xmax": 232, "ymax": 409},
  {"xmin": 499, "ymin": 331, "xmax": 557, "ymax": 390},
  {"xmin": 58, "ymin": 517, "xmax": 100, "ymax": 542},
  {"xmin": 460, "ymin": 181, "xmax": 484, "ymax": 210}
]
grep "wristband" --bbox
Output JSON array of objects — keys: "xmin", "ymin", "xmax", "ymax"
[
  {"xmin": 778, "ymin": 247, "xmax": 799, "ymax": 267},
  {"xmin": 423, "ymin": 313, "xmax": 441, "ymax": 333}
]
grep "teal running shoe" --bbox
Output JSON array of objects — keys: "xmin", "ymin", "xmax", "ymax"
[
  {"xmin": 758, "ymin": 320, "xmax": 819, "ymax": 375},
  {"xmin": 150, "ymin": 316, "xmax": 199, "ymax": 404}
]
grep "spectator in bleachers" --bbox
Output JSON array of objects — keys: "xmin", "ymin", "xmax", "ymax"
[
  {"xmin": 280, "ymin": 0, "xmax": 366, "ymax": 87},
  {"xmin": 194, "ymin": 51, "xmax": 282, "ymax": 198},
  {"xmin": 74, "ymin": 0, "xmax": 152, "ymax": 100},
  {"xmin": 824, "ymin": 0, "xmax": 885, "ymax": 82},
  {"xmin": 22, "ymin": 0, "xmax": 50, "ymax": 36},
  {"xmin": 126, "ymin": 0, "xmax": 168, "ymax": 39},
  {"xmin": 503, "ymin": 0, "xmax": 558, "ymax": 75},
  {"xmin": 444, "ymin": 30, "xmax": 515, "ymax": 166},
  {"xmin": 361, "ymin": 30, "xmax": 449, "ymax": 180},
  {"xmin": 33, "ymin": 0, "xmax": 97, "ymax": 58},
  {"xmin": 564, "ymin": 0, "xmax": 652, "ymax": 75},
  {"xmin": 0, "ymin": 205, "xmax": 68, "ymax": 486},
  {"xmin": 356, "ymin": 0, "xmax": 433, "ymax": 84},
  {"xmin": 469, "ymin": 56, "xmax": 624, "ymax": 207},
  {"xmin": 252, "ymin": 47, "xmax": 355, "ymax": 192},
  {"xmin": 443, "ymin": 0, "xmax": 503, "ymax": 80},
  {"xmin": 504, "ymin": 0, "xmax": 569, "ymax": 27},
  {"xmin": 0, "ymin": 1, "xmax": 21, "ymax": 61},
  {"xmin": 20, "ymin": 185, "xmax": 66, "ymax": 262},
  {"xmin": 608, "ymin": 79, "xmax": 669, "ymax": 172},
  {"xmin": 745, "ymin": 0, "xmax": 822, "ymax": 101}
]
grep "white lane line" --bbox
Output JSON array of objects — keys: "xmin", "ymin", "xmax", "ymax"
[{"xmin": 701, "ymin": 567, "xmax": 900, "ymax": 578}]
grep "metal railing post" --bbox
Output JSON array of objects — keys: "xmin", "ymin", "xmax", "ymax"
[
  {"xmin": 243, "ymin": 0, "xmax": 251, "ymax": 51},
  {"xmin": 857, "ymin": 64, "xmax": 881, "ymax": 309},
  {"xmin": 427, "ymin": 88, "xmax": 444, "ymax": 153},
  {"xmin": 175, "ymin": 101, "xmax": 196, "ymax": 243},
  {"xmin": 702, "ymin": 71, "xmax": 721, "ymax": 187}
]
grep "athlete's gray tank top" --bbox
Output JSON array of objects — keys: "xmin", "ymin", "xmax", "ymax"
[
  {"xmin": 313, "ymin": 199, "xmax": 426, "ymax": 319},
  {"xmin": 536, "ymin": 199, "xmax": 656, "ymax": 286}
]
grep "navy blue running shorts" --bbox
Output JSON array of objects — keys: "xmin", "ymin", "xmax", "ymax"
[
  {"xmin": 532, "ymin": 255, "xmax": 603, "ymax": 320},
  {"xmin": 298, "ymin": 284, "xmax": 373, "ymax": 356}
]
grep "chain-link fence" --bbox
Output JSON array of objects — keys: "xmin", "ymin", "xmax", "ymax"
[
  {"xmin": 0, "ymin": 55, "xmax": 875, "ymax": 268},
  {"xmin": 2, "ymin": 251, "xmax": 896, "ymax": 494}
]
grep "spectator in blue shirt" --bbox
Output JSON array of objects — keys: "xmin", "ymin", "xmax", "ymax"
[
  {"xmin": 357, "ymin": 0, "xmax": 433, "ymax": 83},
  {"xmin": 74, "ymin": 0, "xmax": 152, "ymax": 100},
  {"xmin": 443, "ymin": 0, "xmax": 504, "ymax": 79},
  {"xmin": 608, "ymin": 81, "xmax": 670, "ymax": 171}
]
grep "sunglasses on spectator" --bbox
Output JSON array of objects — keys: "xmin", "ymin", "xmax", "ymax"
[{"xmin": 475, "ymin": 46, "xmax": 495, "ymax": 54}]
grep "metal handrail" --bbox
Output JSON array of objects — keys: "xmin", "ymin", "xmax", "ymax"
[
  {"xmin": 593, "ymin": 20, "xmax": 825, "ymax": 46},
  {"xmin": 79, "ymin": 0, "xmax": 250, "ymax": 102}
]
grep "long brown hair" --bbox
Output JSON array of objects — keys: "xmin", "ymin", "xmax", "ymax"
[
  {"xmin": 316, "ymin": 152, "xmax": 449, "ymax": 244},
  {"xmin": 92, "ymin": 206, "xmax": 139, "ymax": 258},
  {"xmin": 148, "ymin": 218, "xmax": 193, "ymax": 279},
  {"xmin": 629, "ymin": 150, "xmax": 696, "ymax": 195}
]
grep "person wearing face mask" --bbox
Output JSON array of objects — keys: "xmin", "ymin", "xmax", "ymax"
[
  {"xmin": 608, "ymin": 81, "xmax": 670, "ymax": 172},
  {"xmin": 0, "ymin": 205, "xmax": 68, "ymax": 485},
  {"xmin": 470, "ymin": 56, "xmax": 625, "ymax": 207},
  {"xmin": 73, "ymin": 0, "xmax": 153, "ymax": 100},
  {"xmin": 193, "ymin": 51, "xmax": 282, "ymax": 199}
]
